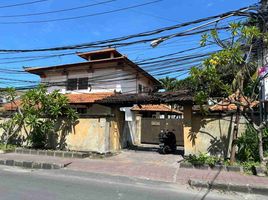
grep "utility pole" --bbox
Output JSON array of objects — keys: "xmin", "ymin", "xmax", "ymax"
[
  {"xmin": 259, "ymin": 1, "xmax": 268, "ymax": 123},
  {"xmin": 260, "ymin": 0, "xmax": 268, "ymax": 68},
  {"xmin": 258, "ymin": 0, "xmax": 268, "ymax": 166}
]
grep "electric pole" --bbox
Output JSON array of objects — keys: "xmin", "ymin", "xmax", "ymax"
[{"xmin": 258, "ymin": 0, "xmax": 268, "ymax": 166}]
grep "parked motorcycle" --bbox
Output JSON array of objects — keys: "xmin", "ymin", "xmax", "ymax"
[{"xmin": 158, "ymin": 129, "xmax": 177, "ymax": 154}]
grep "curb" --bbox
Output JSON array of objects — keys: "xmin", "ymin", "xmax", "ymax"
[
  {"xmin": 180, "ymin": 162, "xmax": 243, "ymax": 172},
  {"xmin": 0, "ymin": 159, "xmax": 67, "ymax": 170},
  {"xmin": 15, "ymin": 148, "xmax": 89, "ymax": 159},
  {"xmin": 188, "ymin": 179, "xmax": 268, "ymax": 196}
]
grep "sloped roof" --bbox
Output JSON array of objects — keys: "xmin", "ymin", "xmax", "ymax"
[
  {"xmin": 24, "ymin": 48, "xmax": 161, "ymax": 87},
  {"xmin": 131, "ymin": 104, "xmax": 182, "ymax": 114},
  {"xmin": 97, "ymin": 90, "xmax": 193, "ymax": 105},
  {"xmin": 3, "ymin": 90, "xmax": 194, "ymax": 111},
  {"xmin": 3, "ymin": 92, "xmax": 114, "ymax": 111},
  {"xmin": 65, "ymin": 92, "xmax": 114, "ymax": 104},
  {"xmin": 77, "ymin": 48, "xmax": 122, "ymax": 60}
]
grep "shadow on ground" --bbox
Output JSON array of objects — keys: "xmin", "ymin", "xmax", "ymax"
[{"xmin": 127, "ymin": 144, "xmax": 184, "ymax": 156}]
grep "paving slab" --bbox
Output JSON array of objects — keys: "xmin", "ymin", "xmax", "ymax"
[{"xmin": 1, "ymin": 150, "xmax": 268, "ymax": 194}]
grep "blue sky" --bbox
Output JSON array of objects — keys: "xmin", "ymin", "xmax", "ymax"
[{"xmin": 0, "ymin": 0, "xmax": 258, "ymax": 88}]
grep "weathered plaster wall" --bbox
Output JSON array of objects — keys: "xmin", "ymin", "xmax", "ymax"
[
  {"xmin": 0, "ymin": 116, "xmax": 122, "ymax": 153},
  {"xmin": 183, "ymin": 112, "xmax": 248, "ymax": 157},
  {"xmin": 65, "ymin": 118, "xmax": 106, "ymax": 152}
]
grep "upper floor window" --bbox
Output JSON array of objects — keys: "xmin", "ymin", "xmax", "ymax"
[
  {"xmin": 67, "ymin": 77, "xmax": 89, "ymax": 90},
  {"xmin": 138, "ymin": 84, "xmax": 143, "ymax": 93}
]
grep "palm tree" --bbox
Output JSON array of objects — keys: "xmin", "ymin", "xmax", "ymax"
[{"xmin": 159, "ymin": 77, "xmax": 177, "ymax": 91}]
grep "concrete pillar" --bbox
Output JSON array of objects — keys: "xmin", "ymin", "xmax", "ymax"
[
  {"xmin": 98, "ymin": 118, "xmax": 107, "ymax": 153},
  {"xmin": 183, "ymin": 104, "xmax": 193, "ymax": 155},
  {"xmin": 135, "ymin": 114, "xmax": 142, "ymax": 145}
]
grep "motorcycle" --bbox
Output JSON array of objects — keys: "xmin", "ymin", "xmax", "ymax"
[{"xmin": 158, "ymin": 129, "xmax": 177, "ymax": 154}]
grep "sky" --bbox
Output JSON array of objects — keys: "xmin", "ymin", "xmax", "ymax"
[{"xmin": 0, "ymin": 0, "xmax": 259, "ymax": 88}]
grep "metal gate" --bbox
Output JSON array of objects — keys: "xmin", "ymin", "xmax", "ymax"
[{"xmin": 141, "ymin": 118, "xmax": 184, "ymax": 146}]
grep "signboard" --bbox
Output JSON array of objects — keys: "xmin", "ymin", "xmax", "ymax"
[
  {"xmin": 259, "ymin": 66, "xmax": 268, "ymax": 77},
  {"xmin": 151, "ymin": 121, "xmax": 160, "ymax": 126},
  {"xmin": 259, "ymin": 66, "xmax": 268, "ymax": 101}
]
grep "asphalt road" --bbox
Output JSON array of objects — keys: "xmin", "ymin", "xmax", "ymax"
[{"xmin": 0, "ymin": 166, "xmax": 264, "ymax": 200}]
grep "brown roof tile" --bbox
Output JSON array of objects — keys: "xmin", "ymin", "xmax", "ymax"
[
  {"xmin": 3, "ymin": 100, "xmax": 21, "ymax": 111},
  {"xmin": 66, "ymin": 92, "xmax": 114, "ymax": 104},
  {"xmin": 209, "ymin": 94, "xmax": 259, "ymax": 111},
  {"xmin": 3, "ymin": 92, "xmax": 114, "ymax": 111}
]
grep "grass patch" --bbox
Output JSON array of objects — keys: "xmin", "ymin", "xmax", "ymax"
[{"xmin": 185, "ymin": 153, "xmax": 222, "ymax": 167}]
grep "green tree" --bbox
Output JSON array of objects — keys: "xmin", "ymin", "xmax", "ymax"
[
  {"xmin": 159, "ymin": 77, "xmax": 177, "ymax": 91},
  {"xmin": 190, "ymin": 22, "xmax": 268, "ymax": 166},
  {"xmin": 0, "ymin": 88, "xmax": 24, "ymax": 148},
  {"xmin": 175, "ymin": 77, "xmax": 194, "ymax": 91},
  {"xmin": 0, "ymin": 85, "xmax": 78, "ymax": 149},
  {"xmin": 21, "ymin": 85, "xmax": 78, "ymax": 149}
]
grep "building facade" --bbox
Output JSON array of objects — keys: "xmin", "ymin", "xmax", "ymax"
[{"xmin": 25, "ymin": 48, "xmax": 160, "ymax": 95}]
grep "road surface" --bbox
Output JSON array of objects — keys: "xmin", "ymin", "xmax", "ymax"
[{"xmin": 0, "ymin": 166, "xmax": 264, "ymax": 200}]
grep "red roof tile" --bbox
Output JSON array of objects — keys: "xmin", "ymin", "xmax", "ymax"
[
  {"xmin": 66, "ymin": 93, "xmax": 114, "ymax": 104},
  {"xmin": 3, "ymin": 100, "xmax": 21, "ymax": 111},
  {"xmin": 3, "ymin": 92, "xmax": 114, "ymax": 111},
  {"xmin": 209, "ymin": 94, "xmax": 259, "ymax": 111}
]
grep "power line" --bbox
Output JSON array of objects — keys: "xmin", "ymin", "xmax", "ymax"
[
  {"xmin": 0, "ymin": 0, "xmax": 49, "ymax": 9},
  {"xmin": 92, "ymin": 0, "xmax": 179, "ymax": 23},
  {"xmin": 0, "ymin": 0, "xmax": 163, "ymax": 24},
  {"xmin": 0, "ymin": 4, "xmax": 258, "ymax": 89},
  {"xmin": 0, "ymin": 4, "xmax": 255, "ymax": 52},
  {"xmin": 0, "ymin": 0, "xmax": 117, "ymax": 18}
]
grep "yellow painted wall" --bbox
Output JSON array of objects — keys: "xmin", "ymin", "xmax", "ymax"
[
  {"xmin": 65, "ymin": 118, "xmax": 105, "ymax": 152},
  {"xmin": 0, "ymin": 116, "xmax": 122, "ymax": 153},
  {"xmin": 183, "ymin": 112, "xmax": 247, "ymax": 157}
]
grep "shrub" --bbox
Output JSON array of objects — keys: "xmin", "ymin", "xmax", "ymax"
[
  {"xmin": 0, "ymin": 143, "xmax": 16, "ymax": 151},
  {"xmin": 186, "ymin": 153, "xmax": 221, "ymax": 167},
  {"xmin": 237, "ymin": 124, "xmax": 268, "ymax": 162}
]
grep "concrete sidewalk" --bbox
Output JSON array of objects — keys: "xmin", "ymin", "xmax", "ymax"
[
  {"xmin": 1, "ymin": 150, "xmax": 268, "ymax": 194},
  {"xmin": 67, "ymin": 150, "xmax": 268, "ymax": 185}
]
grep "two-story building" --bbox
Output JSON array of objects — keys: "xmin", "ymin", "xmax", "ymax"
[
  {"xmin": 25, "ymin": 48, "xmax": 160, "ymax": 115},
  {"xmin": 18, "ymin": 48, "xmax": 161, "ymax": 152}
]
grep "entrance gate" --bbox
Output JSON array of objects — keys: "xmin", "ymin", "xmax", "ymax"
[{"xmin": 141, "ymin": 118, "xmax": 184, "ymax": 146}]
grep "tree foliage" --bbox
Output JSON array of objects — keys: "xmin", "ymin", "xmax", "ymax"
[
  {"xmin": 237, "ymin": 124, "xmax": 268, "ymax": 162},
  {"xmin": 159, "ymin": 76, "xmax": 194, "ymax": 92},
  {"xmin": 0, "ymin": 88, "xmax": 24, "ymax": 147},
  {"xmin": 190, "ymin": 22, "xmax": 264, "ymax": 105},
  {"xmin": 189, "ymin": 21, "xmax": 268, "ymax": 164},
  {"xmin": 0, "ymin": 85, "xmax": 78, "ymax": 149}
]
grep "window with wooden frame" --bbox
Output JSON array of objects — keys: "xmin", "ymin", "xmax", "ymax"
[
  {"xmin": 67, "ymin": 77, "xmax": 89, "ymax": 90},
  {"xmin": 67, "ymin": 78, "xmax": 77, "ymax": 91},
  {"xmin": 78, "ymin": 77, "xmax": 89, "ymax": 90}
]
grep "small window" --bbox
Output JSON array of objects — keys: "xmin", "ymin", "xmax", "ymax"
[
  {"xmin": 90, "ymin": 52, "xmax": 111, "ymax": 60},
  {"xmin": 67, "ymin": 77, "xmax": 89, "ymax": 91},
  {"xmin": 138, "ymin": 84, "xmax": 143, "ymax": 93},
  {"xmin": 78, "ymin": 77, "xmax": 88, "ymax": 90},
  {"xmin": 67, "ymin": 79, "xmax": 77, "ymax": 91}
]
